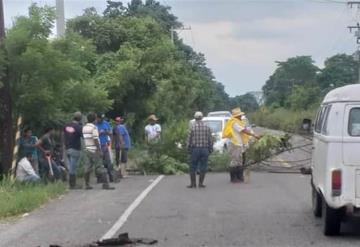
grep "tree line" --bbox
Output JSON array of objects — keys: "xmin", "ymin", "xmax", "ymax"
[{"xmin": 0, "ymin": 0, "xmax": 257, "ymax": 175}]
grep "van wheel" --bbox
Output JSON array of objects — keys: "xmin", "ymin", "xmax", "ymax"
[
  {"xmin": 322, "ymin": 201, "xmax": 342, "ymax": 236},
  {"xmin": 312, "ymin": 186, "xmax": 322, "ymax": 217}
]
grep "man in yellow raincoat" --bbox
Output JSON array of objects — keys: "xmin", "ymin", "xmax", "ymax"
[{"xmin": 223, "ymin": 107, "xmax": 260, "ymax": 183}]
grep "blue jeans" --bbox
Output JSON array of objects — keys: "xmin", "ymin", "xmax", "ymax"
[
  {"xmin": 23, "ymin": 174, "xmax": 40, "ymax": 183},
  {"xmin": 190, "ymin": 148, "xmax": 209, "ymax": 173},
  {"xmin": 66, "ymin": 148, "xmax": 81, "ymax": 175}
]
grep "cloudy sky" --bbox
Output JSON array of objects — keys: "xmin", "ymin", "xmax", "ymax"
[{"xmin": 4, "ymin": 0, "xmax": 358, "ymax": 96}]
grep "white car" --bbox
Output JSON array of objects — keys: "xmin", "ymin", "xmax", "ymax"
[
  {"xmin": 190, "ymin": 116, "xmax": 230, "ymax": 152},
  {"xmin": 207, "ymin": 111, "xmax": 231, "ymax": 118},
  {"xmin": 311, "ymin": 84, "xmax": 360, "ymax": 236}
]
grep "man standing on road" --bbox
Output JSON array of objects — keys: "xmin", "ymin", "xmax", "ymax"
[
  {"xmin": 82, "ymin": 113, "xmax": 114, "ymax": 190},
  {"xmin": 63, "ymin": 112, "xmax": 83, "ymax": 189},
  {"xmin": 145, "ymin": 114, "xmax": 161, "ymax": 143},
  {"xmin": 96, "ymin": 114, "xmax": 116, "ymax": 182},
  {"xmin": 186, "ymin": 111, "xmax": 213, "ymax": 188},
  {"xmin": 113, "ymin": 116, "xmax": 131, "ymax": 178},
  {"xmin": 224, "ymin": 107, "xmax": 260, "ymax": 183}
]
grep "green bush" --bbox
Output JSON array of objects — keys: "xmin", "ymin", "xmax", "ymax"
[
  {"xmin": 208, "ymin": 152, "xmax": 230, "ymax": 172},
  {"xmin": 137, "ymin": 154, "xmax": 189, "ymax": 175}
]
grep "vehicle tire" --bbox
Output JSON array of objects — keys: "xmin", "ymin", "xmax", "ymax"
[
  {"xmin": 312, "ymin": 186, "xmax": 322, "ymax": 217},
  {"xmin": 322, "ymin": 200, "xmax": 342, "ymax": 236}
]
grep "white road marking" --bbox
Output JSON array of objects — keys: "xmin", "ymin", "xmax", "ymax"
[{"xmin": 100, "ymin": 175, "xmax": 165, "ymax": 241}]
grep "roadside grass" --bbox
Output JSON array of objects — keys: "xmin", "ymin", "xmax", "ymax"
[
  {"xmin": 250, "ymin": 107, "xmax": 317, "ymax": 133},
  {"xmin": 0, "ymin": 178, "xmax": 67, "ymax": 219}
]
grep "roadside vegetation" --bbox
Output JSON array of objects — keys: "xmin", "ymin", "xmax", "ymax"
[
  {"xmin": 251, "ymin": 55, "xmax": 359, "ymax": 133},
  {"xmin": 0, "ymin": 178, "xmax": 66, "ymax": 219}
]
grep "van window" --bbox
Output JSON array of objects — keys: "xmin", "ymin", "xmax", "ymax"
[
  {"xmin": 315, "ymin": 107, "xmax": 326, "ymax": 133},
  {"xmin": 349, "ymin": 108, "xmax": 360, "ymax": 136},
  {"xmin": 321, "ymin": 105, "xmax": 332, "ymax": 135}
]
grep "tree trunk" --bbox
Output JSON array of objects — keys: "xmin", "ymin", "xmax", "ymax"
[{"xmin": 0, "ymin": 79, "xmax": 13, "ymax": 175}]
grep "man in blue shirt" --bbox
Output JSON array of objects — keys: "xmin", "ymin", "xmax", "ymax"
[
  {"xmin": 113, "ymin": 117, "xmax": 131, "ymax": 177},
  {"xmin": 96, "ymin": 114, "xmax": 116, "ymax": 182}
]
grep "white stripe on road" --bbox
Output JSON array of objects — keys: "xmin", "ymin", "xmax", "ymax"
[{"xmin": 100, "ymin": 175, "xmax": 165, "ymax": 241}]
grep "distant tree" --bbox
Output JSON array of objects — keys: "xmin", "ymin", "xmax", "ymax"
[
  {"xmin": 230, "ymin": 93, "xmax": 259, "ymax": 113},
  {"xmin": 262, "ymin": 56, "xmax": 319, "ymax": 108},
  {"xmin": 317, "ymin": 54, "xmax": 358, "ymax": 93}
]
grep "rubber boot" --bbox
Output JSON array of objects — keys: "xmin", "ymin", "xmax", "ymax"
[
  {"xmin": 187, "ymin": 172, "xmax": 196, "ymax": 188},
  {"xmin": 199, "ymin": 172, "xmax": 206, "ymax": 188},
  {"xmin": 229, "ymin": 167, "xmax": 235, "ymax": 183},
  {"xmin": 84, "ymin": 172, "xmax": 93, "ymax": 190},
  {"xmin": 237, "ymin": 166, "xmax": 244, "ymax": 183},
  {"xmin": 69, "ymin": 175, "xmax": 82, "ymax": 190},
  {"xmin": 101, "ymin": 172, "xmax": 115, "ymax": 190}
]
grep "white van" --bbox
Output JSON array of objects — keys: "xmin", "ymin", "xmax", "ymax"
[{"xmin": 311, "ymin": 84, "xmax": 360, "ymax": 236}]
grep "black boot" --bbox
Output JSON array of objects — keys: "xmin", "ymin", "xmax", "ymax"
[
  {"xmin": 237, "ymin": 166, "xmax": 244, "ymax": 182},
  {"xmin": 69, "ymin": 175, "xmax": 82, "ymax": 190},
  {"xmin": 199, "ymin": 172, "xmax": 206, "ymax": 188},
  {"xmin": 84, "ymin": 172, "xmax": 93, "ymax": 190},
  {"xmin": 187, "ymin": 172, "xmax": 196, "ymax": 188},
  {"xmin": 229, "ymin": 167, "xmax": 236, "ymax": 183},
  {"xmin": 101, "ymin": 172, "xmax": 115, "ymax": 190}
]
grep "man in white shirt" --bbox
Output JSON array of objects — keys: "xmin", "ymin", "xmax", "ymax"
[
  {"xmin": 145, "ymin": 114, "xmax": 161, "ymax": 143},
  {"xmin": 16, "ymin": 153, "xmax": 40, "ymax": 183},
  {"xmin": 82, "ymin": 112, "xmax": 114, "ymax": 190}
]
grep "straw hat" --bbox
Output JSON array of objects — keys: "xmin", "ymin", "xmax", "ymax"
[
  {"xmin": 148, "ymin": 114, "xmax": 159, "ymax": 121},
  {"xmin": 231, "ymin": 107, "xmax": 245, "ymax": 117}
]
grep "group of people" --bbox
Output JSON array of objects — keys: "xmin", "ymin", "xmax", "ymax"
[
  {"xmin": 186, "ymin": 107, "xmax": 260, "ymax": 188},
  {"xmin": 16, "ymin": 112, "xmax": 134, "ymax": 190}
]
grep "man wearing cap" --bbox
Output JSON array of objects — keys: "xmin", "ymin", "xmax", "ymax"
[
  {"xmin": 226, "ymin": 107, "xmax": 260, "ymax": 183},
  {"xmin": 63, "ymin": 112, "xmax": 83, "ymax": 189},
  {"xmin": 186, "ymin": 111, "xmax": 213, "ymax": 188},
  {"xmin": 145, "ymin": 114, "xmax": 161, "ymax": 143},
  {"xmin": 113, "ymin": 116, "xmax": 131, "ymax": 177}
]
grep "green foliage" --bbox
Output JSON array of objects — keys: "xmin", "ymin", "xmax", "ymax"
[
  {"xmin": 147, "ymin": 120, "xmax": 188, "ymax": 163},
  {"xmin": 137, "ymin": 154, "xmax": 188, "ymax": 175},
  {"xmin": 246, "ymin": 133, "xmax": 291, "ymax": 163},
  {"xmin": 209, "ymin": 152, "xmax": 230, "ymax": 172},
  {"xmin": 317, "ymin": 53, "xmax": 359, "ymax": 92},
  {"xmin": 0, "ymin": 178, "xmax": 66, "ymax": 218},
  {"xmin": 251, "ymin": 107, "xmax": 317, "ymax": 133},
  {"xmin": 263, "ymin": 56, "xmax": 319, "ymax": 108},
  {"xmin": 230, "ymin": 93, "xmax": 259, "ymax": 113}
]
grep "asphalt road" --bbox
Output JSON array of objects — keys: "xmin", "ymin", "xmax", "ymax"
[
  {"xmin": 1, "ymin": 132, "xmax": 360, "ymax": 247},
  {"xmin": 1, "ymin": 172, "xmax": 360, "ymax": 247}
]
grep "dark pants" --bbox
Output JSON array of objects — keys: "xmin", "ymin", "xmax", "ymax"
[
  {"xmin": 115, "ymin": 148, "xmax": 128, "ymax": 166},
  {"xmin": 101, "ymin": 145, "xmax": 114, "ymax": 182},
  {"xmin": 190, "ymin": 148, "xmax": 209, "ymax": 173}
]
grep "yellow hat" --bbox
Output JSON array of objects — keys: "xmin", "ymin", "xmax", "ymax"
[
  {"xmin": 148, "ymin": 114, "xmax": 159, "ymax": 121},
  {"xmin": 231, "ymin": 107, "xmax": 245, "ymax": 117}
]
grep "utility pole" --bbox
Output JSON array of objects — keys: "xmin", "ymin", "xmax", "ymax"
[
  {"xmin": 56, "ymin": 0, "xmax": 65, "ymax": 37},
  {"xmin": 347, "ymin": 2, "xmax": 360, "ymax": 83},
  {"xmin": 170, "ymin": 26, "xmax": 191, "ymax": 44}
]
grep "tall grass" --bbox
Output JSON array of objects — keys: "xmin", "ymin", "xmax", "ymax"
[
  {"xmin": 0, "ymin": 178, "xmax": 67, "ymax": 218},
  {"xmin": 250, "ymin": 107, "xmax": 317, "ymax": 133}
]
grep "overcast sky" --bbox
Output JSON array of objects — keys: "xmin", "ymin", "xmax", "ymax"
[{"xmin": 4, "ymin": 0, "xmax": 358, "ymax": 96}]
